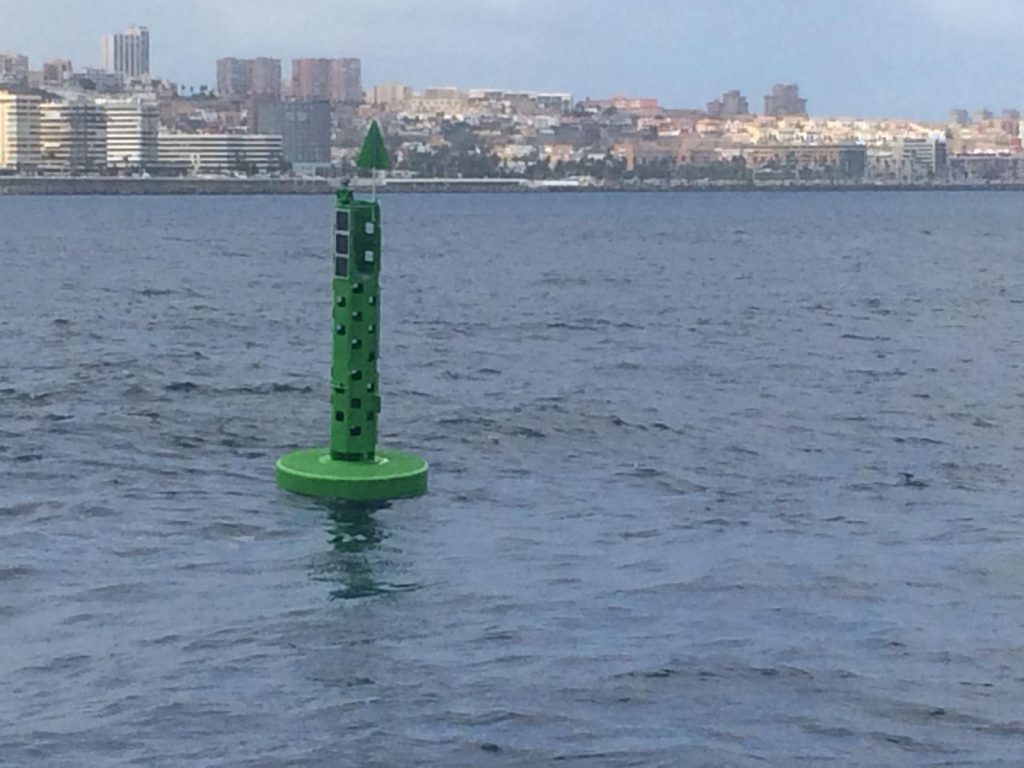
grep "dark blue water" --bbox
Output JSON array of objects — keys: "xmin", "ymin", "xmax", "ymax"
[{"xmin": 2, "ymin": 192, "xmax": 1024, "ymax": 766}]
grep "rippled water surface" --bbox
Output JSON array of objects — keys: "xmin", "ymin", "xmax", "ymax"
[{"xmin": 2, "ymin": 192, "xmax": 1024, "ymax": 766}]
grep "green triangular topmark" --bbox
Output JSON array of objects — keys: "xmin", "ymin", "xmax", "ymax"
[{"xmin": 357, "ymin": 121, "xmax": 390, "ymax": 171}]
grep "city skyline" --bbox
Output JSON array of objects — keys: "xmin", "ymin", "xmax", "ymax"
[{"xmin": 5, "ymin": 0, "xmax": 1024, "ymax": 120}]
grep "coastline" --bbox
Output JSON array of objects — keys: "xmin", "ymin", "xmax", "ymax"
[
  {"xmin": 2, "ymin": 176, "xmax": 1024, "ymax": 195},
  {"xmin": 0, "ymin": 177, "xmax": 335, "ymax": 196}
]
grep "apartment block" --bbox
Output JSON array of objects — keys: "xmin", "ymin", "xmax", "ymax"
[
  {"xmin": 217, "ymin": 57, "xmax": 282, "ymax": 100},
  {"xmin": 707, "ymin": 90, "xmax": 749, "ymax": 118},
  {"xmin": 96, "ymin": 98, "xmax": 159, "ymax": 169},
  {"xmin": 39, "ymin": 99, "xmax": 107, "ymax": 173},
  {"xmin": 250, "ymin": 58, "xmax": 282, "ymax": 99},
  {"xmin": 897, "ymin": 137, "xmax": 947, "ymax": 182},
  {"xmin": 101, "ymin": 26, "xmax": 150, "ymax": 79},
  {"xmin": 372, "ymin": 83, "xmax": 412, "ymax": 109},
  {"xmin": 251, "ymin": 99, "xmax": 331, "ymax": 168},
  {"xmin": 410, "ymin": 87, "xmax": 469, "ymax": 116},
  {"xmin": 0, "ymin": 90, "xmax": 41, "ymax": 170},
  {"xmin": 580, "ymin": 96, "xmax": 660, "ymax": 117},
  {"xmin": 43, "ymin": 59, "xmax": 74, "ymax": 86},
  {"xmin": 291, "ymin": 58, "xmax": 362, "ymax": 104},
  {"xmin": 764, "ymin": 84, "xmax": 807, "ymax": 117},
  {"xmin": 0, "ymin": 52, "xmax": 30, "ymax": 84},
  {"xmin": 159, "ymin": 133, "xmax": 283, "ymax": 173}
]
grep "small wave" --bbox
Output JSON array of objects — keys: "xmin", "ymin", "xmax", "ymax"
[
  {"xmin": 617, "ymin": 661, "xmax": 813, "ymax": 683},
  {"xmin": 891, "ymin": 435, "xmax": 944, "ymax": 445},
  {"xmin": 231, "ymin": 383, "xmax": 314, "ymax": 395},
  {"xmin": 163, "ymin": 381, "xmax": 312, "ymax": 396},
  {"xmin": 868, "ymin": 731, "xmax": 955, "ymax": 754},
  {"xmin": 840, "ymin": 333, "xmax": 892, "ymax": 342},
  {"xmin": 17, "ymin": 654, "xmax": 93, "ymax": 675},
  {"xmin": 509, "ymin": 425, "xmax": 546, "ymax": 439},
  {"xmin": 610, "ymin": 415, "xmax": 648, "ymax": 431},
  {"xmin": 328, "ymin": 580, "xmax": 420, "ymax": 601},
  {"xmin": 0, "ymin": 566, "xmax": 35, "ymax": 582},
  {"xmin": 121, "ymin": 383, "xmax": 149, "ymax": 397},
  {"xmin": 3, "ymin": 390, "xmax": 55, "ymax": 405},
  {"xmin": 0, "ymin": 501, "xmax": 58, "ymax": 517},
  {"xmin": 616, "ymin": 465, "xmax": 708, "ymax": 493},
  {"xmin": 545, "ymin": 321, "xmax": 592, "ymax": 331}
]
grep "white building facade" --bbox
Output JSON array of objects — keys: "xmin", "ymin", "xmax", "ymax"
[
  {"xmin": 39, "ymin": 99, "xmax": 107, "ymax": 174},
  {"xmin": 158, "ymin": 133, "xmax": 284, "ymax": 174},
  {"xmin": 898, "ymin": 137, "xmax": 948, "ymax": 182},
  {"xmin": 96, "ymin": 98, "xmax": 158, "ymax": 170},
  {"xmin": 0, "ymin": 91, "xmax": 40, "ymax": 171},
  {"xmin": 101, "ymin": 26, "xmax": 150, "ymax": 80}
]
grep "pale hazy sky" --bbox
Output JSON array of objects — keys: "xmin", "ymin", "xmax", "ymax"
[{"xmin": 5, "ymin": 0, "xmax": 1024, "ymax": 119}]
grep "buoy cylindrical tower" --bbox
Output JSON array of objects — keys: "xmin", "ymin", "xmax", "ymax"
[{"xmin": 276, "ymin": 181, "xmax": 428, "ymax": 500}]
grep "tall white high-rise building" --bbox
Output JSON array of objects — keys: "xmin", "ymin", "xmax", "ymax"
[
  {"xmin": 0, "ymin": 90, "xmax": 41, "ymax": 170},
  {"xmin": 101, "ymin": 26, "xmax": 150, "ymax": 80},
  {"xmin": 96, "ymin": 98, "xmax": 158, "ymax": 170}
]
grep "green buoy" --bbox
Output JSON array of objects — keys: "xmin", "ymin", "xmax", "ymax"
[{"xmin": 277, "ymin": 122, "xmax": 428, "ymax": 500}]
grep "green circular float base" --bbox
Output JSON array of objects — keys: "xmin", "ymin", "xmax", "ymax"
[{"xmin": 276, "ymin": 448, "xmax": 428, "ymax": 500}]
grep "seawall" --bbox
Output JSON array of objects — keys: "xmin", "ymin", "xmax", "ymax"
[
  {"xmin": 0, "ymin": 177, "xmax": 334, "ymax": 196},
  {"xmin": 4, "ymin": 176, "xmax": 1024, "ymax": 196}
]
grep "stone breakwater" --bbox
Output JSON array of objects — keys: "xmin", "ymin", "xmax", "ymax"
[
  {"xmin": 0, "ymin": 177, "xmax": 334, "ymax": 195},
  {"xmin": 0, "ymin": 177, "xmax": 535, "ymax": 195},
  {"xmin": 6, "ymin": 176, "xmax": 1024, "ymax": 195}
]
